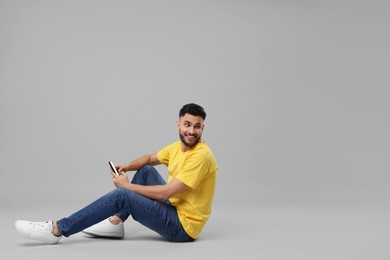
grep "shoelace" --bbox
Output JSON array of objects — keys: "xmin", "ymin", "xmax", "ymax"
[{"xmin": 29, "ymin": 221, "xmax": 52, "ymax": 232}]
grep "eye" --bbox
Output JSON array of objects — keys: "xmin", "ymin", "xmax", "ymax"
[
  {"xmin": 184, "ymin": 123, "xmax": 191, "ymax": 127},
  {"xmin": 195, "ymin": 125, "xmax": 201, "ymax": 129}
]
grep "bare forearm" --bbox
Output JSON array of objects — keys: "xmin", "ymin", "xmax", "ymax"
[
  {"xmin": 125, "ymin": 183, "xmax": 170, "ymax": 200},
  {"xmin": 125, "ymin": 155, "xmax": 155, "ymax": 171},
  {"xmin": 112, "ymin": 173, "xmax": 189, "ymax": 200},
  {"xmin": 121, "ymin": 154, "xmax": 159, "ymax": 172},
  {"xmin": 126, "ymin": 155, "xmax": 151, "ymax": 171}
]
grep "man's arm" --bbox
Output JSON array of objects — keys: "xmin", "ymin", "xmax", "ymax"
[
  {"xmin": 112, "ymin": 173, "xmax": 189, "ymax": 200},
  {"xmin": 113, "ymin": 153, "xmax": 189, "ymax": 200},
  {"xmin": 127, "ymin": 178, "xmax": 188, "ymax": 200},
  {"xmin": 117, "ymin": 153, "xmax": 160, "ymax": 173}
]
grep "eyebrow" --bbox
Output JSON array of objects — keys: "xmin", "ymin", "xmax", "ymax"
[{"xmin": 184, "ymin": 121, "xmax": 201, "ymax": 125}]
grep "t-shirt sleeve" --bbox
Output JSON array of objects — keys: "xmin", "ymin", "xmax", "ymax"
[
  {"xmin": 175, "ymin": 153, "xmax": 210, "ymax": 189},
  {"xmin": 157, "ymin": 144, "xmax": 171, "ymax": 166}
]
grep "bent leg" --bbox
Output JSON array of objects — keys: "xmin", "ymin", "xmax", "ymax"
[
  {"xmin": 57, "ymin": 166, "xmax": 192, "ymax": 241},
  {"xmin": 125, "ymin": 166, "xmax": 193, "ymax": 241},
  {"xmin": 131, "ymin": 165, "xmax": 166, "ymax": 186},
  {"xmin": 121, "ymin": 188, "xmax": 193, "ymax": 242}
]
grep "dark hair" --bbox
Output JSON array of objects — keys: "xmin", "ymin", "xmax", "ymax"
[{"xmin": 179, "ymin": 103, "xmax": 207, "ymax": 120}]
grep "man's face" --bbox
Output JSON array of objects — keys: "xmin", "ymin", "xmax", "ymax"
[{"xmin": 177, "ymin": 113, "xmax": 204, "ymax": 150}]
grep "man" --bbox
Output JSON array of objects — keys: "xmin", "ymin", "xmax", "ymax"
[{"xmin": 15, "ymin": 103, "xmax": 218, "ymax": 244}]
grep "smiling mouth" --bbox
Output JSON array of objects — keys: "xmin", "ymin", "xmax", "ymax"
[
  {"xmin": 180, "ymin": 132, "xmax": 200, "ymax": 148},
  {"xmin": 185, "ymin": 134, "xmax": 198, "ymax": 140}
]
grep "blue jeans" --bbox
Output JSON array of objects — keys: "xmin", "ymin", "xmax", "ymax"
[{"xmin": 57, "ymin": 165, "xmax": 194, "ymax": 242}]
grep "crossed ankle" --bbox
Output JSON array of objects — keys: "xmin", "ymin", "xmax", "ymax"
[
  {"xmin": 51, "ymin": 221, "xmax": 62, "ymax": 237},
  {"xmin": 109, "ymin": 216, "xmax": 123, "ymax": 225}
]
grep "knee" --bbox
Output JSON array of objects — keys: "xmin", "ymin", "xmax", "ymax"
[
  {"xmin": 132, "ymin": 165, "xmax": 157, "ymax": 185},
  {"xmin": 110, "ymin": 187, "xmax": 137, "ymax": 204},
  {"xmin": 109, "ymin": 187, "xmax": 128, "ymax": 199},
  {"xmin": 113, "ymin": 187, "xmax": 141, "ymax": 203},
  {"xmin": 139, "ymin": 165, "xmax": 155, "ymax": 172},
  {"xmin": 136, "ymin": 165, "xmax": 157, "ymax": 177}
]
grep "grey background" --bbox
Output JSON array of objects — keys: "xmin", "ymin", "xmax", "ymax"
[{"xmin": 1, "ymin": 0, "xmax": 390, "ymax": 259}]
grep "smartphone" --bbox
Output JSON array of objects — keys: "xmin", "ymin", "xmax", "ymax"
[{"xmin": 108, "ymin": 161, "xmax": 120, "ymax": 176}]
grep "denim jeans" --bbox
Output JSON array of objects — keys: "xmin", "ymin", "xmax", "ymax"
[{"xmin": 57, "ymin": 165, "xmax": 194, "ymax": 242}]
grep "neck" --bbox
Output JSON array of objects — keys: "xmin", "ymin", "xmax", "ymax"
[
  {"xmin": 181, "ymin": 139, "xmax": 201, "ymax": 152},
  {"xmin": 181, "ymin": 144, "xmax": 191, "ymax": 152}
]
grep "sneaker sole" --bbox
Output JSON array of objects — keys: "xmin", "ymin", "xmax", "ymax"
[{"xmin": 82, "ymin": 230, "xmax": 124, "ymax": 239}]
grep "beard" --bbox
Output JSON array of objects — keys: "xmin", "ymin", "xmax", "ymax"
[{"xmin": 179, "ymin": 132, "xmax": 201, "ymax": 149}]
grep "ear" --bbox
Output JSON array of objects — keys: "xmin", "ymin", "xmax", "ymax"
[{"xmin": 176, "ymin": 120, "xmax": 180, "ymax": 131}]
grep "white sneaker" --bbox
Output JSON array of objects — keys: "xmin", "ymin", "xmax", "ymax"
[
  {"xmin": 15, "ymin": 220, "xmax": 62, "ymax": 244},
  {"xmin": 82, "ymin": 217, "xmax": 124, "ymax": 238}
]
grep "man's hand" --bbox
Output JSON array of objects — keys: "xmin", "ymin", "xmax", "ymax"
[
  {"xmin": 111, "ymin": 171, "xmax": 129, "ymax": 188},
  {"xmin": 116, "ymin": 164, "xmax": 128, "ymax": 173}
]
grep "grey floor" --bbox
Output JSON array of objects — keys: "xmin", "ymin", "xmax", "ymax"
[{"xmin": 2, "ymin": 203, "xmax": 390, "ymax": 260}]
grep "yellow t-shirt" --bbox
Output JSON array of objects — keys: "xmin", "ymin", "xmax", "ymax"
[{"xmin": 157, "ymin": 140, "xmax": 218, "ymax": 239}]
